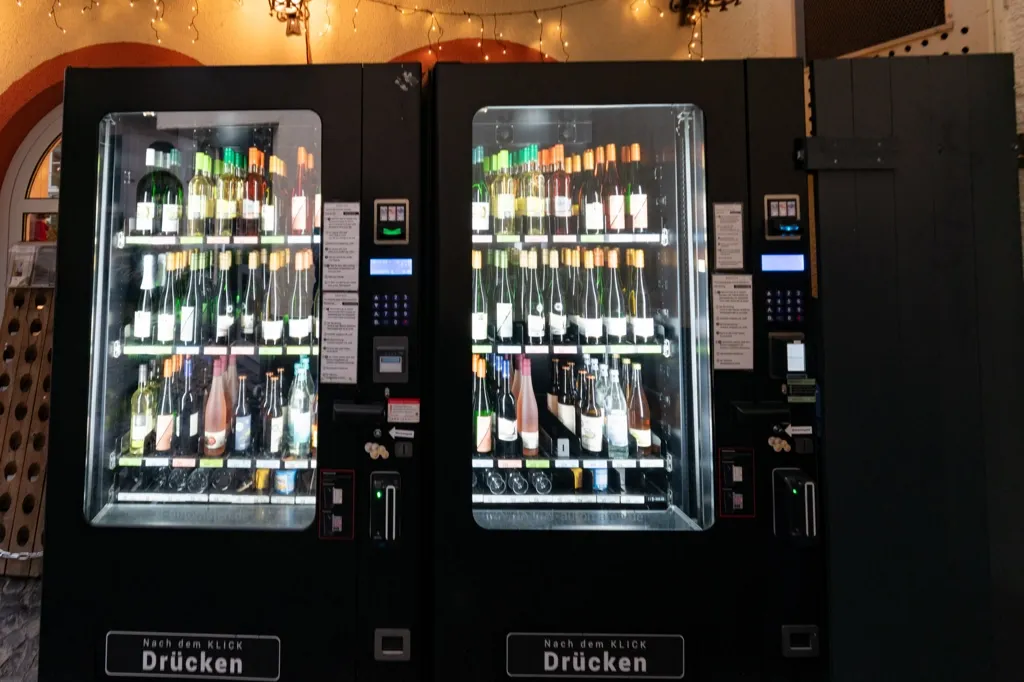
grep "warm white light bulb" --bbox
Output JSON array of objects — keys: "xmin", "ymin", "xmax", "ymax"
[{"xmin": 484, "ymin": 54, "xmax": 489, "ymax": 60}]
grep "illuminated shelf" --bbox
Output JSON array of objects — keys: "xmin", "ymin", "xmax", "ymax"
[
  {"xmin": 471, "ymin": 343, "xmax": 663, "ymax": 356},
  {"xmin": 122, "ymin": 234, "xmax": 321, "ymax": 247},
  {"xmin": 471, "ymin": 233, "xmax": 661, "ymax": 246},
  {"xmin": 123, "ymin": 343, "xmax": 319, "ymax": 357},
  {"xmin": 472, "ymin": 456, "xmax": 664, "ymax": 470},
  {"xmin": 118, "ymin": 457, "xmax": 318, "ymax": 469},
  {"xmin": 117, "ymin": 491, "xmax": 315, "ymax": 505},
  {"xmin": 472, "ymin": 493, "xmax": 650, "ymax": 505}
]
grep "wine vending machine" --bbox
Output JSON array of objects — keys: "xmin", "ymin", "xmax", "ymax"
[{"xmin": 41, "ymin": 64, "xmax": 423, "ymax": 681}]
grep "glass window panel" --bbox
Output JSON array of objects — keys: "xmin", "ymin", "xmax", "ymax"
[
  {"xmin": 23, "ymin": 213, "xmax": 58, "ymax": 242},
  {"xmin": 469, "ymin": 104, "xmax": 712, "ymax": 532},
  {"xmin": 27, "ymin": 136, "xmax": 61, "ymax": 199},
  {"xmin": 85, "ymin": 110, "xmax": 322, "ymax": 530}
]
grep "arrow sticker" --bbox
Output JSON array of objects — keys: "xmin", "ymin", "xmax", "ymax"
[
  {"xmin": 785, "ymin": 425, "xmax": 813, "ymax": 437},
  {"xmin": 390, "ymin": 427, "xmax": 415, "ymax": 439}
]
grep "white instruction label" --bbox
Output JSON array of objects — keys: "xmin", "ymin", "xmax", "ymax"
[
  {"xmin": 712, "ymin": 274, "xmax": 754, "ymax": 370},
  {"xmin": 388, "ymin": 398, "xmax": 421, "ymax": 424},
  {"xmin": 714, "ymin": 202, "xmax": 745, "ymax": 271},
  {"xmin": 321, "ymin": 291, "xmax": 359, "ymax": 384},
  {"xmin": 323, "ymin": 202, "xmax": 361, "ymax": 292}
]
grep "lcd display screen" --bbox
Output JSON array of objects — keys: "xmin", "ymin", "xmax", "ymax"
[
  {"xmin": 370, "ymin": 258, "xmax": 413, "ymax": 276},
  {"xmin": 761, "ymin": 254, "xmax": 805, "ymax": 272}
]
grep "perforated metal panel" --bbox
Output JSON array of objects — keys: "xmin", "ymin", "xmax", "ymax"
[{"xmin": 805, "ymin": 0, "xmax": 947, "ymax": 59}]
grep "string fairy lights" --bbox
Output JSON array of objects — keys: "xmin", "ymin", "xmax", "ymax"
[
  {"xmin": 150, "ymin": 0, "xmax": 165, "ymax": 43},
  {"xmin": 188, "ymin": 0, "xmax": 199, "ymax": 43},
  {"xmin": 48, "ymin": 0, "xmax": 66, "ymax": 33}
]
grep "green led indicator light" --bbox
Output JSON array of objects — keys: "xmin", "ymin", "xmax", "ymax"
[
  {"xmin": 382, "ymin": 227, "xmax": 403, "ymax": 236},
  {"xmin": 376, "ymin": 491, "xmax": 383, "ymax": 499},
  {"xmin": 792, "ymin": 488, "xmax": 799, "ymax": 495}
]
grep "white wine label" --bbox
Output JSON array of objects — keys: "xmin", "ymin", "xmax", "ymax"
[
  {"xmin": 498, "ymin": 417, "xmax": 518, "ymax": 442},
  {"xmin": 189, "ymin": 411, "xmax": 199, "ymax": 437},
  {"xmin": 475, "ymin": 415, "xmax": 492, "ymax": 452},
  {"xmin": 580, "ymin": 316, "xmax": 603, "ymax": 340},
  {"xmin": 496, "ymin": 302, "xmax": 513, "ymax": 338},
  {"xmin": 581, "ymin": 415, "xmax": 604, "ymax": 452},
  {"xmin": 133, "ymin": 311, "xmax": 152, "ymax": 339},
  {"xmin": 262, "ymin": 319, "xmax": 283, "ymax": 342},
  {"xmin": 156, "ymin": 313, "xmax": 175, "ymax": 342},
  {"xmin": 261, "ymin": 203, "xmax": 277, "ymax": 234},
  {"xmin": 136, "ymin": 202, "xmax": 155, "ymax": 233},
  {"xmin": 632, "ymin": 317, "xmax": 655, "ymax": 340},
  {"xmin": 160, "ymin": 204, "xmax": 182, "ymax": 234},
  {"xmin": 606, "ymin": 413, "xmax": 629, "ymax": 447},
  {"xmin": 241, "ymin": 314, "xmax": 255, "ymax": 334},
  {"xmin": 215, "ymin": 199, "xmax": 237, "ymax": 220},
  {"xmin": 315, "ymin": 193, "xmax": 322, "ymax": 229},
  {"xmin": 553, "ymin": 195, "xmax": 572, "ymax": 218},
  {"xmin": 605, "ymin": 316, "xmax": 628, "ymax": 338},
  {"xmin": 557, "ymin": 402, "xmax": 576, "ymax": 434},
  {"xmin": 130, "ymin": 415, "xmax": 152, "ymax": 444},
  {"xmin": 549, "ymin": 312, "xmax": 567, "ymax": 335},
  {"xmin": 234, "ymin": 415, "xmax": 251, "ymax": 451},
  {"xmin": 495, "ymin": 194, "xmax": 515, "ymax": 219},
  {"xmin": 584, "ymin": 202, "xmax": 604, "ymax": 232},
  {"xmin": 288, "ymin": 317, "xmax": 311, "ymax": 340},
  {"xmin": 630, "ymin": 427, "xmax": 652, "ymax": 447},
  {"xmin": 269, "ymin": 416, "xmax": 284, "ymax": 453},
  {"xmin": 471, "ymin": 202, "xmax": 490, "ymax": 232},
  {"xmin": 242, "ymin": 199, "xmax": 261, "ymax": 220},
  {"xmin": 607, "ymin": 194, "xmax": 626, "ymax": 232},
  {"xmin": 289, "ymin": 410, "xmax": 311, "ymax": 445},
  {"xmin": 527, "ymin": 314, "xmax": 545, "ymax": 338},
  {"xmin": 291, "ymin": 196, "xmax": 308, "ymax": 233},
  {"xmin": 216, "ymin": 314, "xmax": 234, "ymax": 338},
  {"xmin": 526, "ymin": 196, "xmax": 545, "ymax": 218},
  {"xmin": 629, "ymin": 193, "xmax": 648, "ymax": 230},
  {"xmin": 187, "ymin": 194, "xmax": 204, "ymax": 220},
  {"xmin": 204, "ymin": 429, "xmax": 227, "ymax": 451},
  {"xmin": 471, "ymin": 312, "xmax": 488, "ymax": 341},
  {"xmin": 155, "ymin": 414, "xmax": 174, "ymax": 452},
  {"xmin": 179, "ymin": 307, "xmax": 196, "ymax": 342},
  {"xmin": 547, "ymin": 393, "xmax": 558, "ymax": 413}
]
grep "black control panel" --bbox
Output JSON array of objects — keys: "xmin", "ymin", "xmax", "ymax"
[
  {"xmin": 372, "ymin": 293, "xmax": 412, "ymax": 327},
  {"xmin": 765, "ymin": 286, "xmax": 805, "ymax": 324}
]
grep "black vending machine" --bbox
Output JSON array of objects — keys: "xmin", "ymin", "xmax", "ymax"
[
  {"xmin": 429, "ymin": 60, "xmax": 823, "ymax": 681},
  {"xmin": 41, "ymin": 64, "xmax": 423, "ymax": 681}
]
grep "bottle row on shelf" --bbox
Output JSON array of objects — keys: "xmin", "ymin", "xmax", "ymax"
[
  {"xmin": 472, "ymin": 467, "xmax": 670, "ymax": 506},
  {"xmin": 129, "ymin": 247, "xmax": 319, "ymax": 349},
  {"xmin": 126, "ymin": 354, "xmax": 317, "ymax": 461},
  {"xmin": 123, "ymin": 234, "xmax": 322, "ymax": 247},
  {"xmin": 472, "ymin": 351, "xmax": 656, "ymax": 462},
  {"xmin": 471, "ymin": 141, "xmax": 657, "ymax": 237},
  {"xmin": 117, "ymin": 465, "xmax": 316, "ymax": 505},
  {"xmin": 472, "ymin": 245, "xmax": 657, "ymax": 347},
  {"xmin": 132, "ymin": 142, "xmax": 321, "ymax": 239}
]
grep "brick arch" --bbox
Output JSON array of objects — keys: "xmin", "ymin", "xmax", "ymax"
[
  {"xmin": 390, "ymin": 38, "xmax": 556, "ymax": 76},
  {"xmin": 0, "ymin": 42, "xmax": 202, "ymax": 187}
]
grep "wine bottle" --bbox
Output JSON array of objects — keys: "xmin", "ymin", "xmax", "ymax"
[
  {"xmin": 548, "ymin": 358, "xmax": 560, "ymax": 414},
  {"xmin": 263, "ymin": 374, "xmax": 285, "ymax": 456},
  {"xmin": 133, "ymin": 254, "xmax": 156, "ymax": 342},
  {"xmin": 627, "ymin": 143, "xmax": 648, "ymax": 232},
  {"xmin": 518, "ymin": 357, "xmax": 539, "ymax": 456},
  {"xmin": 471, "ymin": 146, "xmax": 490, "ymax": 234},
  {"xmin": 471, "ymin": 250, "xmax": 488, "ymax": 341},
  {"xmin": 202, "ymin": 358, "xmax": 228, "ymax": 456},
  {"xmin": 154, "ymin": 253, "xmax": 176, "ymax": 345},
  {"xmin": 557, "ymin": 362, "xmax": 576, "ymax": 434},
  {"xmin": 575, "ymin": 367, "xmax": 588, "ymax": 437},
  {"xmin": 292, "ymin": 146, "xmax": 310, "ymax": 235},
  {"xmin": 310, "ymin": 391, "xmax": 318, "ymax": 459},
  {"xmin": 547, "ymin": 250, "xmax": 567, "ymax": 343},
  {"xmin": 579, "ymin": 250, "xmax": 602, "ymax": 344},
  {"xmin": 215, "ymin": 149, "xmax": 238, "ymax": 236},
  {"xmin": 580, "ymin": 373, "xmax": 603, "ymax": 455},
  {"xmin": 474, "ymin": 357, "xmax": 492, "ymax": 454},
  {"xmin": 548, "ymin": 145, "xmax": 573, "ymax": 235},
  {"xmin": 632, "ymin": 250, "xmax": 654, "ymax": 343},
  {"xmin": 622, "ymin": 357, "xmax": 632, "ymax": 405},
  {"xmin": 490, "ymin": 150, "xmax": 516, "ymax": 236},
  {"xmin": 600, "ymin": 144, "xmax": 624, "ymax": 233},
  {"xmin": 568, "ymin": 248, "xmax": 581, "ymax": 330},
  {"xmin": 175, "ymin": 356, "xmax": 198, "ymax": 456},
  {"xmin": 129, "ymin": 363, "xmax": 155, "ymax": 456},
  {"xmin": 628, "ymin": 362, "xmax": 652, "ymax": 455},
  {"xmin": 153, "ymin": 358, "xmax": 176, "ymax": 453},
  {"xmin": 496, "ymin": 359, "xmax": 518, "ymax": 458},
  {"xmin": 605, "ymin": 249, "xmax": 628, "ymax": 343},
  {"xmin": 241, "ymin": 147, "xmax": 264, "ymax": 237},
  {"xmin": 187, "ymin": 153, "xmax": 215, "ymax": 236},
  {"xmin": 309, "ymin": 152, "xmax": 322, "ymax": 233},
  {"xmin": 524, "ymin": 146, "xmax": 546, "ymax": 236},
  {"xmin": 239, "ymin": 251, "xmax": 259, "ymax": 343},
  {"xmin": 525, "ymin": 250, "xmax": 546, "ymax": 345},
  {"xmin": 605, "ymin": 368, "xmax": 629, "ymax": 457},
  {"xmin": 289, "ymin": 250, "xmax": 311, "ymax": 343},
  {"xmin": 579, "ymin": 150, "xmax": 604, "ymax": 234},
  {"xmin": 212, "ymin": 251, "xmax": 234, "ymax": 345},
  {"xmin": 262, "ymin": 251, "xmax": 284, "ymax": 345},
  {"xmin": 495, "ymin": 250, "xmax": 514, "ymax": 342},
  {"xmin": 287, "ymin": 365, "xmax": 312, "ymax": 458}
]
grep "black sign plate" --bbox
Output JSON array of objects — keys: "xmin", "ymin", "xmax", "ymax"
[
  {"xmin": 105, "ymin": 631, "xmax": 281, "ymax": 681},
  {"xmin": 506, "ymin": 633, "xmax": 685, "ymax": 679}
]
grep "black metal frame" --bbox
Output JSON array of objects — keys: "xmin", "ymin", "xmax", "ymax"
[{"xmin": 429, "ymin": 60, "xmax": 825, "ymax": 681}]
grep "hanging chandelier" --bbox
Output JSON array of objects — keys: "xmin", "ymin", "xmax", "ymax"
[
  {"xmin": 268, "ymin": 0, "xmax": 310, "ymax": 35},
  {"xmin": 669, "ymin": 0, "xmax": 741, "ymax": 25}
]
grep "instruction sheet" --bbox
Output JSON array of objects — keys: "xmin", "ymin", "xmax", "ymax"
[
  {"xmin": 320, "ymin": 202, "xmax": 361, "ymax": 384},
  {"xmin": 713, "ymin": 202, "xmax": 745, "ymax": 271},
  {"xmin": 712, "ymin": 274, "xmax": 754, "ymax": 370}
]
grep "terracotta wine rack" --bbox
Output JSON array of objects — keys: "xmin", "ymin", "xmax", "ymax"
[{"xmin": 0, "ymin": 288, "xmax": 54, "ymax": 577}]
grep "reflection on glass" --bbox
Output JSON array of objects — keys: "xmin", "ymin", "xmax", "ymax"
[
  {"xmin": 85, "ymin": 110, "xmax": 322, "ymax": 530},
  {"xmin": 23, "ymin": 213, "xmax": 58, "ymax": 242},
  {"xmin": 469, "ymin": 104, "xmax": 712, "ymax": 532},
  {"xmin": 27, "ymin": 136, "xmax": 61, "ymax": 199}
]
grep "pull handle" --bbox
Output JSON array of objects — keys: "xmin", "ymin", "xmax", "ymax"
[
  {"xmin": 803, "ymin": 481, "xmax": 817, "ymax": 537},
  {"xmin": 333, "ymin": 402, "xmax": 385, "ymax": 421},
  {"xmin": 384, "ymin": 484, "xmax": 398, "ymax": 541}
]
